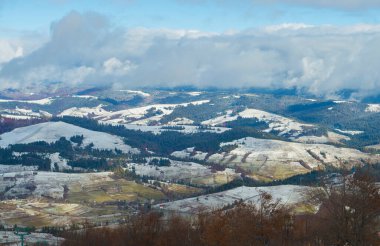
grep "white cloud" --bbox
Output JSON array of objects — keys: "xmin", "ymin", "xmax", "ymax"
[
  {"xmin": 1, "ymin": 12, "xmax": 380, "ymax": 99},
  {"xmin": 181, "ymin": 0, "xmax": 380, "ymax": 10},
  {"xmin": 264, "ymin": 23, "xmax": 314, "ymax": 33},
  {"xmin": 0, "ymin": 40, "xmax": 23, "ymax": 65},
  {"xmin": 103, "ymin": 57, "xmax": 136, "ymax": 75},
  {"xmin": 255, "ymin": 0, "xmax": 380, "ymax": 10}
]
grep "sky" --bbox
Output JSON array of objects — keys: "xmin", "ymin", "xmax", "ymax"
[{"xmin": 1, "ymin": 0, "xmax": 380, "ymax": 98}]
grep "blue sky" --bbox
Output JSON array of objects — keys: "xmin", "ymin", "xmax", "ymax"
[{"xmin": 1, "ymin": 0, "xmax": 380, "ymax": 36}]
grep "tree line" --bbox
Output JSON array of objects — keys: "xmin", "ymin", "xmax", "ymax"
[{"xmin": 62, "ymin": 172, "xmax": 380, "ymax": 246}]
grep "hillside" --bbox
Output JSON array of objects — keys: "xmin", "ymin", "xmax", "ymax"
[
  {"xmin": 155, "ymin": 185, "xmax": 309, "ymax": 214},
  {"xmin": 1, "ymin": 89, "xmax": 380, "ymax": 230},
  {"xmin": 0, "ymin": 121, "xmax": 139, "ymax": 154},
  {"xmin": 172, "ymin": 137, "xmax": 380, "ymax": 180}
]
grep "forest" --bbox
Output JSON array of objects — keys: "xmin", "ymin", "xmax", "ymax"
[
  {"xmin": 54, "ymin": 116, "xmax": 282, "ymax": 155},
  {"xmin": 0, "ymin": 136, "xmax": 126, "ymax": 171}
]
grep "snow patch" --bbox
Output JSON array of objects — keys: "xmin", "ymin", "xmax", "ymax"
[
  {"xmin": 155, "ymin": 185, "xmax": 308, "ymax": 213},
  {"xmin": 0, "ymin": 98, "xmax": 54, "ymax": 105},
  {"xmin": 365, "ymin": 104, "xmax": 380, "ymax": 113},
  {"xmin": 186, "ymin": 91, "xmax": 203, "ymax": 96},
  {"xmin": 0, "ymin": 107, "xmax": 52, "ymax": 119},
  {"xmin": 335, "ymin": 129, "xmax": 364, "ymax": 135},
  {"xmin": 119, "ymin": 90, "xmax": 151, "ymax": 97},
  {"xmin": 59, "ymin": 100, "xmax": 210, "ymax": 125}
]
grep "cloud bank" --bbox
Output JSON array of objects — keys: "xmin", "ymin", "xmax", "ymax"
[
  {"xmin": 1, "ymin": 11, "xmax": 380, "ymax": 99},
  {"xmin": 253, "ymin": 0, "xmax": 380, "ymax": 10},
  {"xmin": 182, "ymin": 0, "xmax": 380, "ymax": 10}
]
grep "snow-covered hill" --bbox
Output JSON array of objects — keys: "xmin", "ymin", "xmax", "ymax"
[
  {"xmin": 58, "ymin": 100, "xmax": 210, "ymax": 125},
  {"xmin": 202, "ymin": 108, "xmax": 347, "ymax": 143},
  {"xmin": 172, "ymin": 137, "xmax": 380, "ymax": 180},
  {"xmin": 0, "ymin": 121, "xmax": 139, "ymax": 153},
  {"xmin": 127, "ymin": 160, "xmax": 239, "ymax": 186},
  {"xmin": 0, "ymin": 107, "xmax": 52, "ymax": 120},
  {"xmin": 155, "ymin": 185, "xmax": 309, "ymax": 214}
]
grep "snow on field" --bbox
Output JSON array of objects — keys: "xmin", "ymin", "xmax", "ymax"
[
  {"xmin": 202, "ymin": 108, "xmax": 348, "ymax": 143},
  {"xmin": 0, "ymin": 164, "xmax": 37, "ymax": 173},
  {"xmin": 224, "ymin": 137, "xmax": 374, "ymax": 167},
  {"xmin": 0, "ymin": 107, "xmax": 52, "ymax": 119},
  {"xmin": 59, "ymin": 100, "xmax": 210, "ymax": 125},
  {"xmin": 0, "ymin": 97, "xmax": 54, "ymax": 105},
  {"xmin": 72, "ymin": 94, "xmax": 99, "ymax": 99},
  {"xmin": 201, "ymin": 110, "xmax": 238, "ymax": 126},
  {"xmin": 58, "ymin": 104, "xmax": 107, "ymax": 118},
  {"xmin": 172, "ymin": 147, "xmax": 209, "ymax": 161},
  {"xmin": 124, "ymin": 100, "xmax": 210, "ymax": 125},
  {"xmin": 365, "ymin": 104, "xmax": 380, "ymax": 113},
  {"xmin": 172, "ymin": 137, "xmax": 379, "ymax": 180},
  {"xmin": 46, "ymin": 153, "xmax": 71, "ymax": 171},
  {"xmin": 127, "ymin": 161, "xmax": 210, "ymax": 180},
  {"xmin": 127, "ymin": 160, "xmax": 239, "ymax": 185},
  {"xmin": 187, "ymin": 91, "xmax": 203, "ymax": 96},
  {"xmin": 335, "ymin": 129, "xmax": 364, "ymax": 135},
  {"xmin": 155, "ymin": 185, "xmax": 309, "ymax": 213},
  {"xmin": 167, "ymin": 117, "xmax": 194, "ymax": 125},
  {"xmin": 119, "ymin": 89, "xmax": 151, "ymax": 97},
  {"xmin": 120, "ymin": 124, "xmax": 228, "ymax": 135},
  {"xmin": 202, "ymin": 108, "xmax": 314, "ymax": 137},
  {"xmin": 333, "ymin": 100, "xmax": 351, "ymax": 104},
  {"xmin": 295, "ymin": 131, "xmax": 350, "ymax": 144},
  {"xmin": 0, "ymin": 114, "xmax": 34, "ymax": 120},
  {"xmin": 365, "ymin": 144, "xmax": 380, "ymax": 150},
  {"xmin": 239, "ymin": 108, "xmax": 314, "ymax": 137},
  {"xmin": 1, "ymin": 171, "xmax": 112, "ymax": 199},
  {"xmin": 0, "ymin": 121, "xmax": 139, "ymax": 154},
  {"xmin": 33, "ymin": 171, "xmax": 112, "ymax": 186}
]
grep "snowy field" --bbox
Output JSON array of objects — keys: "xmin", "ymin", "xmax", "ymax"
[
  {"xmin": 0, "ymin": 107, "xmax": 52, "ymax": 120},
  {"xmin": 155, "ymin": 185, "xmax": 309, "ymax": 213},
  {"xmin": 0, "ymin": 164, "xmax": 37, "ymax": 173},
  {"xmin": 172, "ymin": 137, "xmax": 380, "ymax": 180},
  {"xmin": 0, "ymin": 121, "xmax": 139, "ymax": 154},
  {"xmin": 126, "ymin": 160, "xmax": 239, "ymax": 186},
  {"xmin": 1, "ymin": 171, "xmax": 113, "ymax": 199}
]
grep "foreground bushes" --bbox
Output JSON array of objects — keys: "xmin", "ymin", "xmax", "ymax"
[{"xmin": 62, "ymin": 174, "xmax": 380, "ymax": 246}]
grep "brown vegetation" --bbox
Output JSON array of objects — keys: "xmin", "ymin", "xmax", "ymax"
[{"xmin": 62, "ymin": 173, "xmax": 380, "ymax": 246}]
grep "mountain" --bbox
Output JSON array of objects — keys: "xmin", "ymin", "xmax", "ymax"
[{"xmin": 1, "ymin": 88, "xmax": 380, "ymax": 231}]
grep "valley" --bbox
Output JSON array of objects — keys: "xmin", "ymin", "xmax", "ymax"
[{"xmin": 1, "ymin": 88, "xmax": 380, "ymax": 232}]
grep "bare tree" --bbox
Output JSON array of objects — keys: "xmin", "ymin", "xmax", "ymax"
[{"xmin": 305, "ymin": 173, "xmax": 380, "ymax": 246}]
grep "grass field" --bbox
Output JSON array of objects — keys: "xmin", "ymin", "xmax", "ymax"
[{"xmin": 66, "ymin": 179, "xmax": 166, "ymax": 204}]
